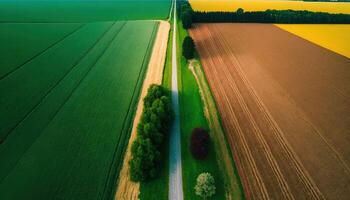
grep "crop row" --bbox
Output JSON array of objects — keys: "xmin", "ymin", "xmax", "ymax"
[{"xmin": 0, "ymin": 20, "xmax": 158, "ymax": 200}]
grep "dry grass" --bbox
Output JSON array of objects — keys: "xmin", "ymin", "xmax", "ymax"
[
  {"xmin": 114, "ymin": 21, "xmax": 170, "ymax": 200},
  {"xmin": 190, "ymin": 0, "xmax": 350, "ymax": 14}
]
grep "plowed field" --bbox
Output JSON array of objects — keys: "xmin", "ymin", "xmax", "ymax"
[{"xmin": 190, "ymin": 23, "xmax": 350, "ymax": 200}]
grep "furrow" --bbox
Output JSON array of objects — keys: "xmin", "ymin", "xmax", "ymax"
[
  {"xmin": 214, "ymin": 24, "xmax": 324, "ymax": 199},
  {"xmin": 0, "ymin": 22, "xmax": 114, "ymax": 145},
  {"xmin": 191, "ymin": 25, "xmax": 270, "ymax": 199},
  {"xmin": 205, "ymin": 25, "xmax": 294, "ymax": 200},
  {"xmin": 0, "ymin": 24, "xmax": 85, "ymax": 80}
]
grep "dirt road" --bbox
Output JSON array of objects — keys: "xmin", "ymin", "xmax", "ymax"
[{"xmin": 190, "ymin": 23, "xmax": 350, "ymax": 200}]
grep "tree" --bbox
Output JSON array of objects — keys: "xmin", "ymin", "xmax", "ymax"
[
  {"xmin": 237, "ymin": 8, "xmax": 244, "ymax": 15},
  {"xmin": 182, "ymin": 10, "xmax": 193, "ymax": 29},
  {"xmin": 129, "ymin": 137, "xmax": 160, "ymax": 182},
  {"xmin": 179, "ymin": 1, "xmax": 194, "ymax": 29},
  {"xmin": 129, "ymin": 84, "xmax": 174, "ymax": 182},
  {"xmin": 190, "ymin": 127, "xmax": 210, "ymax": 160},
  {"xmin": 182, "ymin": 36, "xmax": 195, "ymax": 60},
  {"xmin": 195, "ymin": 172, "xmax": 216, "ymax": 199}
]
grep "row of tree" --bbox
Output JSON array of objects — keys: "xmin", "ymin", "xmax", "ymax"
[
  {"xmin": 178, "ymin": 0, "xmax": 194, "ymax": 29},
  {"xmin": 129, "ymin": 84, "xmax": 173, "ymax": 182},
  {"xmin": 177, "ymin": 0, "xmax": 350, "ymax": 25},
  {"xmin": 193, "ymin": 9, "xmax": 350, "ymax": 24}
]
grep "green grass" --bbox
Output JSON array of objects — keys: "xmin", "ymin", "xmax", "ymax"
[
  {"xmin": 0, "ymin": 1, "xmax": 171, "ymax": 22},
  {"xmin": 162, "ymin": 25, "xmax": 173, "ymax": 91},
  {"xmin": 0, "ymin": 23, "xmax": 82, "ymax": 78},
  {"xmin": 0, "ymin": 21, "xmax": 159, "ymax": 200},
  {"xmin": 191, "ymin": 60, "xmax": 245, "ymax": 200},
  {"xmin": 176, "ymin": 19, "xmax": 227, "ymax": 199}
]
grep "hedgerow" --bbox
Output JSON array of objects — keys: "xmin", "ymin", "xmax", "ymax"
[{"xmin": 129, "ymin": 84, "xmax": 173, "ymax": 182}]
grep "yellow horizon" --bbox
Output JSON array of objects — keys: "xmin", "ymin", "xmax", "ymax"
[{"xmin": 189, "ymin": 0, "xmax": 350, "ymax": 14}]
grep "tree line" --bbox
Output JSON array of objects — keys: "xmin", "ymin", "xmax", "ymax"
[
  {"xmin": 193, "ymin": 9, "xmax": 350, "ymax": 24},
  {"xmin": 129, "ymin": 84, "xmax": 173, "ymax": 182},
  {"xmin": 177, "ymin": 0, "xmax": 350, "ymax": 26}
]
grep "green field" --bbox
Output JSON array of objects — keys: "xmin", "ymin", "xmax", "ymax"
[
  {"xmin": 0, "ymin": 20, "xmax": 159, "ymax": 200},
  {"xmin": 0, "ymin": 1, "xmax": 171, "ymax": 22},
  {"xmin": 0, "ymin": 23, "xmax": 82, "ymax": 78},
  {"xmin": 0, "ymin": 0, "xmax": 171, "ymax": 199}
]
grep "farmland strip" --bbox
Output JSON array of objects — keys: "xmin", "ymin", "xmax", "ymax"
[
  {"xmin": 101, "ymin": 21, "xmax": 159, "ymax": 200},
  {"xmin": 214, "ymin": 23, "xmax": 325, "ymax": 199},
  {"xmin": 190, "ymin": 26, "xmax": 270, "ymax": 199},
  {"xmin": 199, "ymin": 25, "xmax": 294, "ymax": 199},
  {"xmin": 0, "ymin": 22, "xmax": 112, "ymax": 142},
  {"xmin": 197, "ymin": 23, "xmax": 322, "ymax": 199},
  {"xmin": 0, "ymin": 21, "xmax": 159, "ymax": 200},
  {"xmin": 190, "ymin": 23, "xmax": 350, "ymax": 199},
  {"xmin": 207, "ymin": 25, "xmax": 296, "ymax": 200},
  {"xmin": 0, "ymin": 21, "xmax": 125, "ymax": 183},
  {"xmin": 0, "ymin": 23, "xmax": 84, "ymax": 80}
]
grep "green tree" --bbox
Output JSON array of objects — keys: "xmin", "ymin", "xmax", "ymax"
[
  {"xmin": 182, "ymin": 10, "xmax": 193, "ymax": 29},
  {"xmin": 129, "ymin": 84, "xmax": 174, "ymax": 182},
  {"xmin": 129, "ymin": 137, "xmax": 160, "ymax": 182},
  {"xmin": 195, "ymin": 172, "xmax": 216, "ymax": 199},
  {"xmin": 237, "ymin": 8, "xmax": 244, "ymax": 15},
  {"xmin": 182, "ymin": 36, "xmax": 195, "ymax": 60}
]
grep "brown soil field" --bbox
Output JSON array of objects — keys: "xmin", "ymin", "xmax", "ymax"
[
  {"xmin": 189, "ymin": 23, "xmax": 350, "ymax": 200},
  {"xmin": 114, "ymin": 21, "xmax": 170, "ymax": 200}
]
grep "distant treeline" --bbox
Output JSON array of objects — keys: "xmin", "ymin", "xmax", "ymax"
[
  {"xmin": 178, "ymin": 0, "xmax": 350, "ymax": 27},
  {"xmin": 193, "ymin": 10, "xmax": 350, "ymax": 24}
]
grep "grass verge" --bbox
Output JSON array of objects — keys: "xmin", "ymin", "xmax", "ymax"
[
  {"xmin": 189, "ymin": 59, "xmax": 245, "ymax": 200},
  {"xmin": 176, "ymin": 19, "xmax": 227, "ymax": 199}
]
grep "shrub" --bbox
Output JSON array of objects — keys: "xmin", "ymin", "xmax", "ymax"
[
  {"xmin": 190, "ymin": 127, "xmax": 210, "ymax": 160},
  {"xmin": 182, "ymin": 36, "xmax": 195, "ymax": 60},
  {"xmin": 195, "ymin": 172, "xmax": 216, "ymax": 199}
]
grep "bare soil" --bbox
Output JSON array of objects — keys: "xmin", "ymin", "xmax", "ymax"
[
  {"xmin": 189, "ymin": 23, "xmax": 350, "ymax": 200},
  {"xmin": 115, "ymin": 21, "xmax": 170, "ymax": 200}
]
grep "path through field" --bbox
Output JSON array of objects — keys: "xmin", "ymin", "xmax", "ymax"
[{"xmin": 169, "ymin": 0, "xmax": 184, "ymax": 199}]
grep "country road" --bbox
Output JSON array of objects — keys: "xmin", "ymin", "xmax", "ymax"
[{"xmin": 169, "ymin": 0, "xmax": 184, "ymax": 200}]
